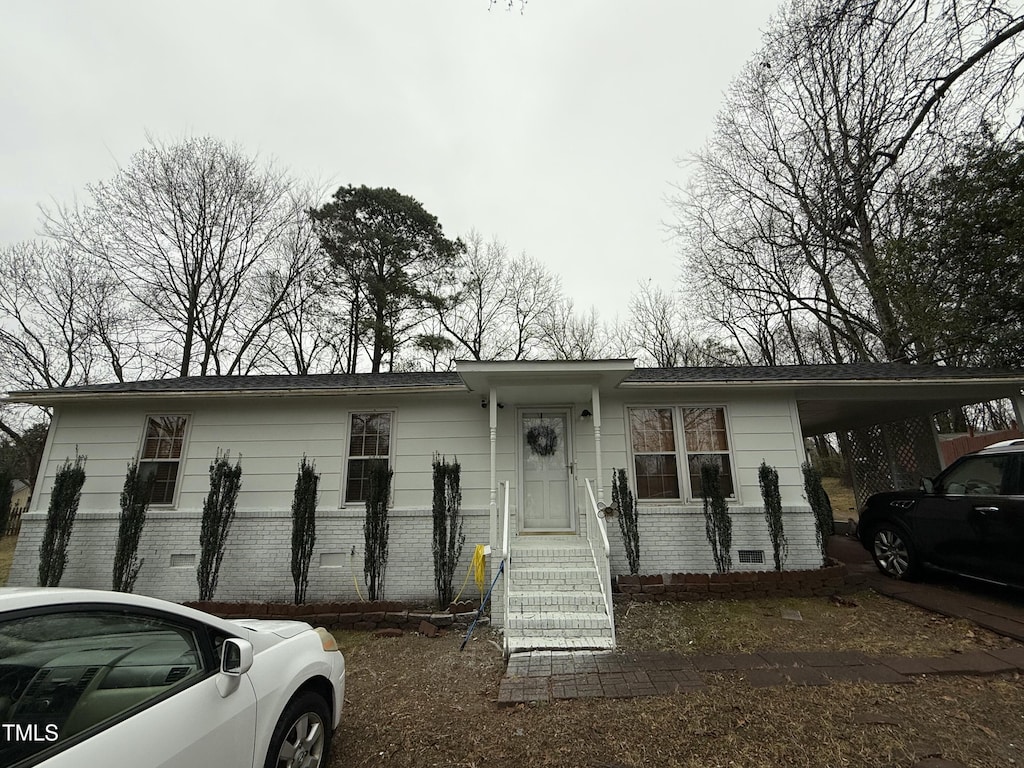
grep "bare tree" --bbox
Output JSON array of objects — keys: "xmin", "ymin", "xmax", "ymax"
[
  {"xmin": 674, "ymin": 0, "xmax": 1024, "ymax": 364},
  {"xmin": 541, "ymin": 300, "xmax": 612, "ymax": 360},
  {"xmin": 45, "ymin": 136, "xmax": 319, "ymax": 377},
  {"xmin": 430, "ymin": 234, "xmax": 563, "ymax": 361}
]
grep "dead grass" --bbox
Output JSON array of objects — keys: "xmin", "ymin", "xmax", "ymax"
[
  {"xmin": 331, "ymin": 594, "xmax": 1024, "ymax": 768},
  {"xmin": 0, "ymin": 535, "xmax": 17, "ymax": 586},
  {"xmin": 614, "ymin": 592, "xmax": 1017, "ymax": 657},
  {"xmin": 823, "ymin": 475, "xmax": 858, "ymax": 521}
]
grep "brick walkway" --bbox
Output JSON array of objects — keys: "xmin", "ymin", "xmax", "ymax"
[
  {"xmin": 500, "ymin": 536, "xmax": 1024, "ymax": 707},
  {"xmin": 497, "ymin": 645, "xmax": 1024, "ymax": 706}
]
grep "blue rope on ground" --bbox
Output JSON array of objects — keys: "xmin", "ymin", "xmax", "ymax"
[{"xmin": 460, "ymin": 559, "xmax": 504, "ymax": 651}]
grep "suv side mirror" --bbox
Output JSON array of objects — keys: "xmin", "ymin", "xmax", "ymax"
[{"xmin": 921, "ymin": 477, "xmax": 935, "ymax": 494}]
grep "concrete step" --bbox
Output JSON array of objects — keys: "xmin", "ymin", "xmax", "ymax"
[
  {"xmin": 512, "ymin": 566, "xmax": 600, "ymax": 586},
  {"xmin": 505, "ymin": 635, "xmax": 615, "ymax": 653},
  {"xmin": 509, "ymin": 592, "xmax": 606, "ymax": 611},
  {"xmin": 506, "ymin": 612, "xmax": 612, "ymax": 632}
]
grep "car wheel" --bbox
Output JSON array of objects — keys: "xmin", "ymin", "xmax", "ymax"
[
  {"xmin": 870, "ymin": 523, "xmax": 918, "ymax": 580},
  {"xmin": 264, "ymin": 691, "xmax": 332, "ymax": 768}
]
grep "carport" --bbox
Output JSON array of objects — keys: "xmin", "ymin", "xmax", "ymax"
[{"xmin": 637, "ymin": 363, "xmax": 1024, "ymax": 508}]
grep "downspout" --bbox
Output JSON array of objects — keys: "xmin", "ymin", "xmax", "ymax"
[{"xmin": 592, "ymin": 384, "xmax": 604, "ymax": 506}]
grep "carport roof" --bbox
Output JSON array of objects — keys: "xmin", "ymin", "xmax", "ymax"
[{"xmin": 6, "ymin": 362, "xmax": 1022, "ymax": 437}]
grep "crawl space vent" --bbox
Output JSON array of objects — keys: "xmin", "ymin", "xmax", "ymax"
[{"xmin": 738, "ymin": 549, "xmax": 765, "ymax": 565}]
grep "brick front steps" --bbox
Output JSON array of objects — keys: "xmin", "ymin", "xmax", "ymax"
[
  {"xmin": 615, "ymin": 560, "xmax": 854, "ymax": 601},
  {"xmin": 183, "ymin": 600, "xmax": 481, "ymax": 632}
]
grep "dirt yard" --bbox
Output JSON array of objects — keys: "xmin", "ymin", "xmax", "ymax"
[{"xmin": 332, "ymin": 593, "xmax": 1024, "ymax": 768}]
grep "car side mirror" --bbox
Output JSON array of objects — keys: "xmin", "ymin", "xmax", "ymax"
[
  {"xmin": 921, "ymin": 477, "xmax": 935, "ymax": 494},
  {"xmin": 220, "ymin": 638, "xmax": 254, "ymax": 676},
  {"xmin": 217, "ymin": 638, "xmax": 254, "ymax": 697}
]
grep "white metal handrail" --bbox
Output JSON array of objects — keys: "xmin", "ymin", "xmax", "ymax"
[
  {"xmin": 584, "ymin": 478, "xmax": 614, "ymax": 643},
  {"xmin": 584, "ymin": 478, "xmax": 610, "ymax": 555}
]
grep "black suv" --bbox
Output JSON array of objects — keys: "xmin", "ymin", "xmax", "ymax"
[{"xmin": 857, "ymin": 439, "xmax": 1024, "ymax": 587}]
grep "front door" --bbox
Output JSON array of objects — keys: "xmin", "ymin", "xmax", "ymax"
[{"xmin": 520, "ymin": 410, "xmax": 574, "ymax": 532}]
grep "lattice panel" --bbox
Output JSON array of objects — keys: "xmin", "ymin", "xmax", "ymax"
[{"xmin": 842, "ymin": 415, "xmax": 943, "ymax": 509}]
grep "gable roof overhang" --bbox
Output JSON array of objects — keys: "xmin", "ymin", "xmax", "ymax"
[{"xmin": 5, "ymin": 362, "xmax": 1021, "ymax": 438}]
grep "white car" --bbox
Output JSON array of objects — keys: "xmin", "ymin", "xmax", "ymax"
[{"xmin": 0, "ymin": 588, "xmax": 345, "ymax": 768}]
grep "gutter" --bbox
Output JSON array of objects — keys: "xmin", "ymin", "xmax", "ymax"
[{"xmin": 4, "ymin": 384, "xmax": 467, "ymax": 405}]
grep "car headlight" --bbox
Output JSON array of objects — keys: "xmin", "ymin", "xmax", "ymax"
[{"xmin": 314, "ymin": 627, "xmax": 340, "ymax": 652}]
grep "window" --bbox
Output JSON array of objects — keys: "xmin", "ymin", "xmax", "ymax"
[
  {"xmin": 345, "ymin": 412, "xmax": 392, "ymax": 504},
  {"xmin": 628, "ymin": 406, "xmax": 736, "ymax": 502},
  {"xmin": 628, "ymin": 408, "xmax": 680, "ymax": 499},
  {"xmin": 0, "ymin": 609, "xmax": 207, "ymax": 766},
  {"xmin": 941, "ymin": 454, "xmax": 1018, "ymax": 496},
  {"xmin": 140, "ymin": 416, "xmax": 188, "ymax": 505}
]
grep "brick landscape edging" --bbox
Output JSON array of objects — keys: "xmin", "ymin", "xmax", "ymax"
[
  {"xmin": 615, "ymin": 559, "xmax": 851, "ymax": 601},
  {"xmin": 182, "ymin": 599, "xmax": 482, "ymax": 631}
]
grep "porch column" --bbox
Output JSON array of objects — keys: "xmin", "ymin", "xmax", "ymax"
[
  {"xmin": 592, "ymin": 384, "xmax": 604, "ymax": 506},
  {"xmin": 489, "ymin": 387, "xmax": 499, "ymax": 551},
  {"xmin": 1013, "ymin": 389, "xmax": 1024, "ymax": 434}
]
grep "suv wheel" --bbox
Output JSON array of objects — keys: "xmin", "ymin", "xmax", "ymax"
[{"xmin": 870, "ymin": 523, "xmax": 918, "ymax": 580}]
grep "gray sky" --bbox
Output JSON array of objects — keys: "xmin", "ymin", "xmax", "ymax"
[{"xmin": 1, "ymin": 1, "xmax": 779, "ymax": 317}]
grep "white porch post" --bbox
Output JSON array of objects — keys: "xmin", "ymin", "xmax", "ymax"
[
  {"xmin": 489, "ymin": 387, "xmax": 498, "ymax": 547},
  {"xmin": 1013, "ymin": 389, "xmax": 1024, "ymax": 433},
  {"xmin": 592, "ymin": 384, "xmax": 604, "ymax": 506}
]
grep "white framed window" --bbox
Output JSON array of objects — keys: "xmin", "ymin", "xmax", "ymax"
[
  {"xmin": 627, "ymin": 406, "xmax": 736, "ymax": 502},
  {"xmin": 139, "ymin": 414, "xmax": 189, "ymax": 506},
  {"xmin": 343, "ymin": 411, "xmax": 394, "ymax": 504}
]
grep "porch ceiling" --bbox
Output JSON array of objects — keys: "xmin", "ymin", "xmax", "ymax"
[{"xmin": 796, "ymin": 380, "xmax": 1024, "ymax": 436}]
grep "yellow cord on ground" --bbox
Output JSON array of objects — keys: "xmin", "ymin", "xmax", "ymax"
[{"xmin": 350, "ymin": 550, "xmax": 365, "ymax": 602}]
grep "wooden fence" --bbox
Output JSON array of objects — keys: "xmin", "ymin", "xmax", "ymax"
[
  {"xmin": 939, "ymin": 426, "xmax": 1023, "ymax": 467},
  {"xmin": 4, "ymin": 503, "xmax": 27, "ymax": 537}
]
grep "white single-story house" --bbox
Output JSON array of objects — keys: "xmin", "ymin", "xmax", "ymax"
[{"xmin": 6, "ymin": 360, "xmax": 1023, "ymax": 652}]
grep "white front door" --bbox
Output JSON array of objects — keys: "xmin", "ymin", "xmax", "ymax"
[{"xmin": 520, "ymin": 410, "xmax": 574, "ymax": 532}]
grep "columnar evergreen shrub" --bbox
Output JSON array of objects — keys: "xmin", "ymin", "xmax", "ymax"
[
  {"xmin": 38, "ymin": 454, "xmax": 87, "ymax": 587},
  {"xmin": 612, "ymin": 468, "xmax": 640, "ymax": 575},
  {"xmin": 363, "ymin": 461, "xmax": 393, "ymax": 601},
  {"xmin": 197, "ymin": 451, "xmax": 243, "ymax": 602},
  {"xmin": 291, "ymin": 456, "xmax": 320, "ymax": 605},
  {"xmin": 758, "ymin": 461, "xmax": 787, "ymax": 571},
  {"xmin": 802, "ymin": 461, "xmax": 834, "ymax": 565},
  {"xmin": 112, "ymin": 457, "xmax": 155, "ymax": 592},
  {"xmin": 700, "ymin": 460, "xmax": 732, "ymax": 573},
  {"xmin": 431, "ymin": 455, "xmax": 465, "ymax": 608}
]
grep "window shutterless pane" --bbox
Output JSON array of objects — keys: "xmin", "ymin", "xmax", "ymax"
[
  {"xmin": 629, "ymin": 408, "xmax": 676, "ymax": 453},
  {"xmin": 688, "ymin": 454, "xmax": 735, "ymax": 498},
  {"xmin": 683, "ymin": 408, "xmax": 729, "ymax": 452},
  {"xmin": 633, "ymin": 454, "xmax": 680, "ymax": 499}
]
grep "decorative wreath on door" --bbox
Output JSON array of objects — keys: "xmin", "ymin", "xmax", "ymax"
[{"xmin": 526, "ymin": 424, "xmax": 559, "ymax": 457}]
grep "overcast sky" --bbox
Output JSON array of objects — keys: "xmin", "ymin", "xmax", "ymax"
[{"xmin": 2, "ymin": 1, "xmax": 780, "ymax": 318}]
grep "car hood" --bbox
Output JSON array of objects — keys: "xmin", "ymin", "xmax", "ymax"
[{"xmin": 229, "ymin": 618, "xmax": 313, "ymax": 639}]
